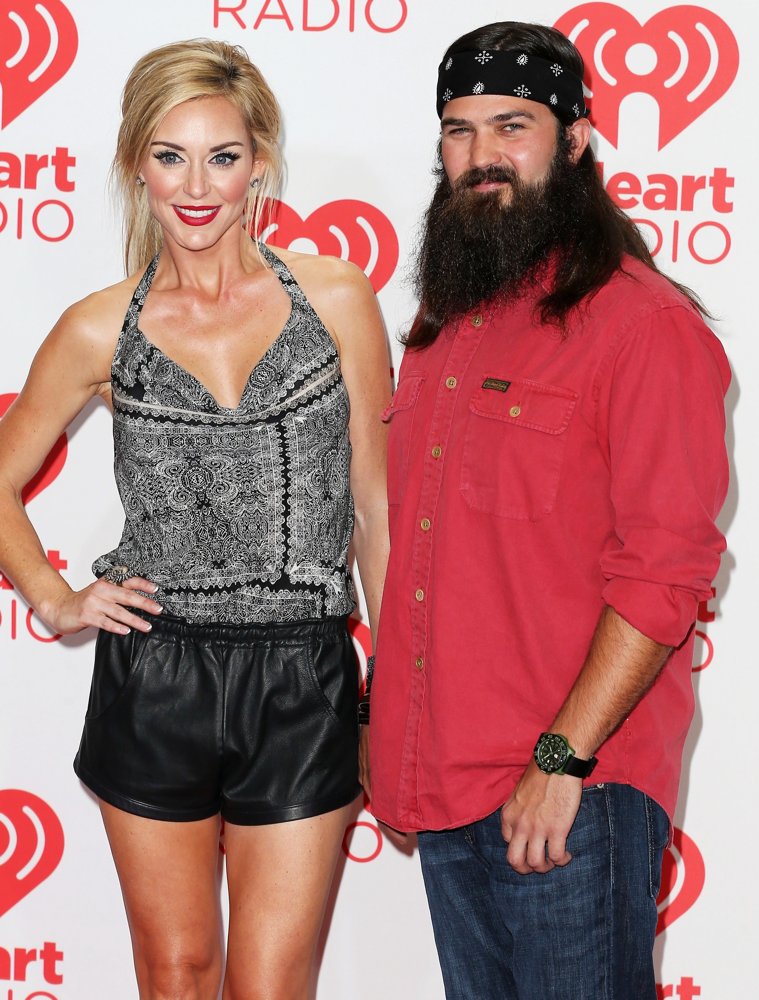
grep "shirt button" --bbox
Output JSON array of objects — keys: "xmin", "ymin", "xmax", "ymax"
[
  {"xmin": 509, "ymin": 405, "xmax": 522, "ymax": 418},
  {"xmin": 470, "ymin": 313, "xmax": 483, "ymax": 327},
  {"xmin": 431, "ymin": 445, "xmax": 442, "ymax": 459},
  {"xmin": 445, "ymin": 376, "xmax": 457, "ymax": 389},
  {"xmin": 415, "ymin": 588, "xmax": 425, "ymax": 602},
  {"xmin": 415, "ymin": 657, "xmax": 424, "ymax": 671},
  {"xmin": 420, "ymin": 518, "xmax": 431, "ymax": 531}
]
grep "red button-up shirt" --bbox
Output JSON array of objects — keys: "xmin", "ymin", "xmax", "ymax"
[{"xmin": 370, "ymin": 258, "xmax": 730, "ymax": 832}]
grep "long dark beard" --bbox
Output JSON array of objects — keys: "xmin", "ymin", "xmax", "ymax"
[{"xmin": 413, "ymin": 142, "xmax": 589, "ymax": 327}]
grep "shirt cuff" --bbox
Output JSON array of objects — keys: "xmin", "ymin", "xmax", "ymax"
[{"xmin": 602, "ymin": 577, "xmax": 703, "ymax": 647}]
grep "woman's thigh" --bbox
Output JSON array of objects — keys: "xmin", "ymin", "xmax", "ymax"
[
  {"xmin": 99, "ymin": 801, "xmax": 224, "ymax": 995},
  {"xmin": 223, "ymin": 801, "xmax": 358, "ymax": 1000}
]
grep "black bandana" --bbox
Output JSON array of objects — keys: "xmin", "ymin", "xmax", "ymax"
[{"xmin": 437, "ymin": 49, "xmax": 588, "ymax": 122}]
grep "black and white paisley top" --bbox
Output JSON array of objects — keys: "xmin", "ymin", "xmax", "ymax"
[{"xmin": 93, "ymin": 243, "xmax": 355, "ymax": 624}]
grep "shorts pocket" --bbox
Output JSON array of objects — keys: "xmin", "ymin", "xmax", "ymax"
[
  {"xmin": 460, "ymin": 377, "xmax": 578, "ymax": 520},
  {"xmin": 84, "ymin": 628, "xmax": 151, "ymax": 721},
  {"xmin": 305, "ymin": 631, "xmax": 359, "ymax": 731},
  {"xmin": 383, "ymin": 374, "xmax": 425, "ymax": 507}
]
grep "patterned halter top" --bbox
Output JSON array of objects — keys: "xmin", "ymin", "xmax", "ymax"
[{"xmin": 93, "ymin": 243, "xmax": 355, "ymax": 624}]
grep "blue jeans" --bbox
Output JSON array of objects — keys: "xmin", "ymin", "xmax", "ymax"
[{"xmin": 417, "ymin": 783, "xmax": 669, "ymax": 1000}]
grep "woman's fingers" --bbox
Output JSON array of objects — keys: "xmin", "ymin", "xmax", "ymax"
[
  {"xmin": 121, "ymin": 576, "xmax": 160, "ymax": 595},
  {"xmin": 103, "ymin": 579, "xmax": 163, "ymax": 616},
  {"xmin": 97, "ymin": 580, "xmax": 162, "ymax": 632},
  {"xmin": 53, "ymin": 579, "xmax": 164, "ymax": 635}
]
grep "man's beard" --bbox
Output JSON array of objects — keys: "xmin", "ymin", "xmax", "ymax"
[{"xmin": 414, "ymin": 143, "xmax": 588, "ymax": 327}]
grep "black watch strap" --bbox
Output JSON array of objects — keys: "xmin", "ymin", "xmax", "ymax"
[{"xmin": 561, "ymin": 752, "xmax": 598, "ymax": 778}]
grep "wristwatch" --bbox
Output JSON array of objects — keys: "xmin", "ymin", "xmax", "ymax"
[{"xmin": 533, "ymin": 732, "xmax": 598, "ymax": 778}]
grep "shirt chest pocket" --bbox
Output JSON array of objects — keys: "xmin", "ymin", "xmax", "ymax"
[
  {"xmin": 460, "ymin": 378, "xmax": 578, "ymax": 520},
  {"xmin": 382, "ymin": 374, "xmax": 425, "ymax": 507}
]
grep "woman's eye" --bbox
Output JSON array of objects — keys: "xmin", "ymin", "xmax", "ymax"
[
  {"xmin": 153, "ymin": 150, "xmax": 181, "ymax": 165},
  {"xmin": 211, "ymin": 152, "xmax": 241, "ymax": 166}
]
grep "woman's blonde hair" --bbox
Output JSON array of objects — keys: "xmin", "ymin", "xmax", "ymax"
[{"xmin": 114, "ymin": 38, "xmax": 282, "ymax": 273}]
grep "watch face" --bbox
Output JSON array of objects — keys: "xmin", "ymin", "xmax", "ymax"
[{"xmin": 534, "ymin": 733, "xmax": 570, "ymax": 773}]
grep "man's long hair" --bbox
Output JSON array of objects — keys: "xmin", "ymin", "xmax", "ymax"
[{"xmin": 405, "ymin": 22, "xmax": 705, "ymax": 350}]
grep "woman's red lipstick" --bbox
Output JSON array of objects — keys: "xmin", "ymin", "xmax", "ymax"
[{"xmin": 172, "ymin": 205, "xmax": 221, "ymax": 226}]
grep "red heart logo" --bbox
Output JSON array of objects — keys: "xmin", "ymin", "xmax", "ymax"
[
  {"xmin": 555, "ymin": 4, "xmax": 739, "ymax": 149},
  {"xmin": 0, "ymin": 0, "xmax": 78, "ymax": 129},
  {"xmin": 656, "ymin": 826, "xmax": 705, "ymax": 934},
  {"xmin": 0, "ymin": 789, "xmax": 65, "ymax": 916},
  {"xmin": 348, "ymin": 616, "xmax": 372, "ymax": 694},
  {"xmin": 258, "ymin": 199, "xmax": 399, "ymax": 292},
  {"xmin": 0, "ymin": 393, "xmax": 68, "ymax": 504}
]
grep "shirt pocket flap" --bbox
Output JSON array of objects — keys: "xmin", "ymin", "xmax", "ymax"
[
  {"xmin": 469, "ymin": 378, "xmax": 578, "ymax": 435},
  {"xmin": 382, "ymin": 375, "xmax": 425, "ymax": 422}
]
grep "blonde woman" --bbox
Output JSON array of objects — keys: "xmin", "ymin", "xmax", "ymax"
[{"xmin": 0, "ymin": 39, "xmax": 389, "ymax": 1000}]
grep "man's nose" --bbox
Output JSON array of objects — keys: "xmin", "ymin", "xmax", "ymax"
[{"xmin": 469, "ymin": 130, "xmax": 501, "ymax": 169}]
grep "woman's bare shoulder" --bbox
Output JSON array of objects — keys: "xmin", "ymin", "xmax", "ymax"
[
  {"xmin": 266, "ymin": 246, "xmax": 385, "ymax": 359},
  {"xmin": 33, "ymin": 268, "xmax": 148, "ymax": 395},
  {"xmin": 269, "ymin": 245, "xmax": 369, "ymax": 289},
  {"xmin": 57, "ymin": 271, "xmax": 142, "ymax": 343}
]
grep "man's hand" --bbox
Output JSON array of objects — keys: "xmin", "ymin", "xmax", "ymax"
[
  {"xmin": 498, "ymin": 606, "xmax": 671, "ymax": 875},
  {"xmin": 500, "ymin": 761, "xmax": 582, "ymax": 874}
]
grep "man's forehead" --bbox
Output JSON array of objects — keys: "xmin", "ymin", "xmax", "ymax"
[{"xmin": 441, "ymin": 94, "xmax": 551, "ymax": 126}]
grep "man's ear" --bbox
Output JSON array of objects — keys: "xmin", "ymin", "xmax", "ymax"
[{"xmin": 565, "ymin": 118, "xmax": 591, "ymax": 163}]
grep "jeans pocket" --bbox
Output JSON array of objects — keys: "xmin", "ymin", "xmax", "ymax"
[{"xmin": 645, "ymin": 794, "xmax": 670, "ymax": 899}]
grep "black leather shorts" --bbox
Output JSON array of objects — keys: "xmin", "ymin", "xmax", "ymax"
[{"xmin": 74, "ymin": 614, "xmax": 361, "ymax": 824}]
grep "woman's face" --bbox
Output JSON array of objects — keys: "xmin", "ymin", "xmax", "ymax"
[{"xmin": 139, "ymin": 95, "xmax": 261, "ymax": 253}]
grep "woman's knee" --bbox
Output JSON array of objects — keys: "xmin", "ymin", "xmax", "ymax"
[
  {"xmin": 223, "ymin": 965, "xmax": 311, "ymax": 1000},
  {"xmin": 133, "ymin": 943, "xmax": 223, "ymax": 999}
]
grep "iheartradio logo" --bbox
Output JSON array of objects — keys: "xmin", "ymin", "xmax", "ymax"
[
  {"xmin": 656, "ymin": 826, "xmax": 706, "ymax": 935},
  {"xmin": 0, "ymin": 0, "xmax": 78, "ymax": 129},
  {"xmin": 555, "ymin": 4, "xmax": 739, "ymax": 149},
  {"xmin": 257, "ymin": 198, "xmax": 399, "ymax": 292},
  {"xmin": 0, "ymin": 789, "xmax": 64, "ymax": 916}
]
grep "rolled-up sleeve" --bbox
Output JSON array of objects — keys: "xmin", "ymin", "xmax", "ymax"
[{"xmin": 595, "ymin": 305, "xmax": 730, "ymax": 647}]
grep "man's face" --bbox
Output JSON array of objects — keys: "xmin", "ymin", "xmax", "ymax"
[
  {"xmin": 440, "ymin": 94, "xmax": 573, "ymax": 201},
  {"xmin": 413, "ymin": 95, "xmax": 591, "ymax": 325}
]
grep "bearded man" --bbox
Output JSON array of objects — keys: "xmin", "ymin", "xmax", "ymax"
[{"xmin": 363, "ymin": 21, "xmax": 731, "ymax": 1000}]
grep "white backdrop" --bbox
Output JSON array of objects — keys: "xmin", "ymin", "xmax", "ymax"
[{"xmin": 0, "ymin": 1, "xmax": 754, "ymax": 997}]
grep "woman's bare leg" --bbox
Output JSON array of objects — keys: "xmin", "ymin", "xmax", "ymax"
[
  {"xmin": 100, "ymin": 801, "xmax": 224, "ymax": 1000},
  {"xmin": 223, "ymin": 802, "xmax": 356, "ymax": 1000}
]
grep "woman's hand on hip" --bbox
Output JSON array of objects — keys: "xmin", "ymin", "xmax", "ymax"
[{"xmin": 40, "ymin": 576, "xmax": 162, "ymax": 635}]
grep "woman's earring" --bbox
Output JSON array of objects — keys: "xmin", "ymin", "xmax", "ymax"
[
  {"xmin": 250, "ymin": 177, "xmax": 261, "ymax": 189},
  {"xmin": 136, "ymin": 177, "xmax": 145, "ymax": 186}
]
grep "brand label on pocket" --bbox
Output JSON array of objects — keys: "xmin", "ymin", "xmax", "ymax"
[{"xmin": 482, "ymin": 377, "xmax": 511, "ymax": 392}]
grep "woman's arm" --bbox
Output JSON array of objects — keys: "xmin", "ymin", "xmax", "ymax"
[
  {"xmin": 332, "ymin": 269, "xmax": 391, "ymax": 646},
  {"xmin": 290, "ymin": 255, "xmax": 392, "ymax": 642},
  {"xmin": 293, "ymin": 256, "xmax": 392, "ymax": 794},
  {"xmin": 0, "ymin": 292, "xmax": 161, "ymax": 635}
]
